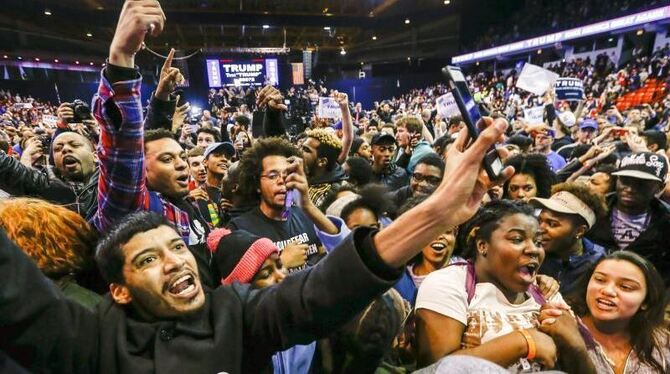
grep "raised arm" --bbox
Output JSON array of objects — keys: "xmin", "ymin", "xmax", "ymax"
[
  {"xmin": 144, "ymin": 48, "xmax": 180, "ymax": 131},
  {"xmin": 93, "ymin": 0, "xmax": 166, "ymax": 232},
  {"xmin": 374, "ymin": 117, "xmax": 513, "ymax": 268},
  {"xmin": 239, "ymin": 226, "xmax": 401, "ymax": 371},
  {"xmin": 333, "ymin": 91, "xmax": 353, "ymax": 164},
  {"xmin": 257, "ymin": 85, "xmax": 289, "ymax": 138}
]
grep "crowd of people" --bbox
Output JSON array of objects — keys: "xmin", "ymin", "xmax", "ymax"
[
  {"xmin": 1, "ymin": 1, "xmax": 670, "ymax": 373},
  {"xmin": 468, "ymin": 0, "xmax": 664, "ymax": 52}
]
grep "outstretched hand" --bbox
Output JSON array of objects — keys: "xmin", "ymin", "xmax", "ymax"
[
  {"xmin": 440, "ymin": 117, "xmax": 514, "ymax": 225},
  {"xmin": 373, "ymin": 116, "xmax": 513, "ymax": 268},
  {"xmin": 109, "ymin": 0, "xmax": 166, "ymax": 68}
]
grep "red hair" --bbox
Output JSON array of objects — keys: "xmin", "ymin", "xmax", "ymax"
[{"xmin": 0, "ymin": 198, "xmax": 98, "ymax": 277}]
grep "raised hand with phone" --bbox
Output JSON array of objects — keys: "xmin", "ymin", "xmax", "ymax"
[{"xmin": 442, "ymin": 66, "xmax": 505, "ymax": 181}]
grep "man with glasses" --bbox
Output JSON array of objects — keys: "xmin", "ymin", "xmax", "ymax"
[
  {"xmin": 389, "ymin": 154, "xmax": 445, "ymax": 209},
  {"xmin": 370, "ymin": 133, "xmax": 409, "ymax": 190},
  {"xmin": 230, "ymin": 138, "xmax": 342, "ymax": 272}
]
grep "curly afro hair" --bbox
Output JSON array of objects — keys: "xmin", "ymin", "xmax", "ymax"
[
  {"xmin": 236, "ymin": 137, "xmax": 301, "ymax": 202},
  {"xmin": 503, "ymin": 153, "xmax": 557, "ymax": 199}
]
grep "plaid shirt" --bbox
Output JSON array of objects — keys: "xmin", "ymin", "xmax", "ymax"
[{"xmin": 92, "ymin": 70, "xmax": 190, "ymax": 241}]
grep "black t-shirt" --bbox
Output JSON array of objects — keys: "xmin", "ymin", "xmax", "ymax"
[
  {"xmin": 229, "ymin": 206, "xmax": 325, "ymax": 271},
  {"xmin": 195, "ymin": 185, "xmax": 223, "ymax": 228},
  {"xmin": 171, "ymin": 197, "xmax": 215, "ymax": 288}
]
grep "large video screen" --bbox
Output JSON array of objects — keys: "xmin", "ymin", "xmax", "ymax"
[{"xmin": 206, "ymin": 58, "xmax": 279, "ymax": 87}]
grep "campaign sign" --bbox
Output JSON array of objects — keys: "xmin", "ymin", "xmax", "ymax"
[
  {"xmin": 42, "ymin": 115, "xmax": 58, "ymax": 128},
  {"xmin": 555, "ymin": 78, "xmax": 585, "ymax": 101},
  {"xmin": 516, "ymin": 63, "xmax": 559, "ymax": 96},
  {"xmin": 523, "ymin": 106, "xmax": 545, "ymax": 125},
  {"xmin": 317, "ymin": 97, "xmax": 342, "ymax": 119},
  {"xmin": 206, "ymin": 58, "xmax": 280, "ymax": 87},
  {"xmin": 436, "ymin": 93, "xmax": 461, "ymax": 119}
]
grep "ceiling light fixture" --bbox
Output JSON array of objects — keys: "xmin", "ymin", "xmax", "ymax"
[
  {"xmin": 372, "ymin": 35, "xmax": 377, "ymax": 40},
  {"xmin": 340, "ymin": 48, "xmax": 346, "ymax": 55},
  {"xmin": 324, "ymin": 26, "xmax": 331, "ymax": 31},
  {"xmin": 86, "ymin": 32, "xmax": 93, "ymax": 37},
  {"xmin": 405, "ymin": 19, "xmax": 410, "ymax": 24},
  {"xmin": 262, "ymin": 25, "xmax": 270, "ymax": 29},
  {"xmin": 44, "ymin": 8, "xmax": 52, "ymax": 16}
]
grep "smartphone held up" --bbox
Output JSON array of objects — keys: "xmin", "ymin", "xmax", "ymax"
[{"xmin": 441, "ymin": 65, "xmax": 505, "ymax": 180}]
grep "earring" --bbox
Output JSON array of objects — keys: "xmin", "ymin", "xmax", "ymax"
[{"xmin": 480, "ymin": 250, "xmax": 487, "ymax": 257}]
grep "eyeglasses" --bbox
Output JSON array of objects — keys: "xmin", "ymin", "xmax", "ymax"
[
  {"xmin": 260, "ymin": 170, "xmax": 288, "ymax": 182},
  {"xmin": 412, "ymin": 173, "xmax": 442, "ymax": 185}
]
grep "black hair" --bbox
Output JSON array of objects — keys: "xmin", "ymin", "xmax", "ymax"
[
  {"xmin": 95, "ymin": 212, "xmax": 173, "ymax": 284},
  {"xmin": 345, "ymin": 157, "xmax": 374, "ymax": 187},
  {"xmin": 234, "ymin": 115, "xmax": 251, "ymax": 128},
  {"xmin": 196, "ymin": 127, "xmax": 221, "ymax": 142},
  {"xmin": 320, "ymin": 183, "xmax": 359, "ymax": 214},
  {"xmin": 503, "ymin": 153, "xmax": 556, "ymax": 199},
  {"xmin": 642, "ymin": 130, "xmax": 667, "ymax": 151},
  {"xmin": 349, "ymin": 137, "xmax": 365, "ymax": 156},
  {"xmin": 566, "ymin": 251, "xmax": 668, "ymax": 373},
  {"xmin": 144, "ymin": 128, "xmax": 176, "ymax": 148},
  {"xmin": 432, "ymin": 135, "xmax": 455, "ymax": 156},
  {"xmin": 237, "ymin": 137, "xmax": 301, "ymax": 201},
  {"xmin": 455, "ymin": 200, "xmax": 536, "ymax": 259},
  {"xmin": 448, "ymin": 115, "xmax": 463, "ymax": 126},
  {"xmin": 341, "ymin": 184, "xmax": 395, "ymax": 225},
  {"xmin": 506, "ymin": 135, "xmax": 533, "ymax": 152},
  {"xmin": 414, "ymin": 153, "xmax": 445, "ymax": 176}
]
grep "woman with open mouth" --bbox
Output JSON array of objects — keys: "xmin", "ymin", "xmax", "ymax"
[
  {"xmin": 561, "ymin": 251, "xmax": 669, "ymax": 374},
  {"xmin": 391, "ymin": 194, "xmax": 458, "ymax": 305},
  {"xmin": 414, "ymin": 200, "xmax": 590, "ymax": 373}
]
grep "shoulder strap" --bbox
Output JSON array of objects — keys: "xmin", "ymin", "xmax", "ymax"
[
  {"xmin": 528, "ymin": 285, "xmax": 547, "ymax": 305},
  {"xmin": 464, "ymin": 261, "xmax": 476, "ymax": 304},
  {"xmin": 452, "ymin": 260, "xmax": 546, "ymax": 305},
  {"xmin": 447, "ymin": 260, "xmax": 476, "ymax": 304}
]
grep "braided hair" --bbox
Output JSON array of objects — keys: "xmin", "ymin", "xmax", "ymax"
[{"xmin": 454, "ymin": 200, "xmax": 536, "ymax": 259}]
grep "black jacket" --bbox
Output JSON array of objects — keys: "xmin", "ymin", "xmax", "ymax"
[
  {"xmin": 373, "ymin": 164, "xmax": 410, "ymax": 191},
  {"xmin": 586, "ymin": 194, "xmax": 670, "ymax": 285},
  {"xmin": 0, "ymin": 151, "xmax": 99, "ymax": 220},
  {"xmin": 0, "ymin": 227, "xmax": 401, "ymax": 374}
]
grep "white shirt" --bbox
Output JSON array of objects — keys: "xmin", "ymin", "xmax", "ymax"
[{"xmin": 416, "ymin": 265, "xmax": 564, "ymax": 372}]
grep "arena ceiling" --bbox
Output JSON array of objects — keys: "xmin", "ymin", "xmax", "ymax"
[{"xmin": 0, "ymin": 0, "xmax": 462, "ymax": 64}]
